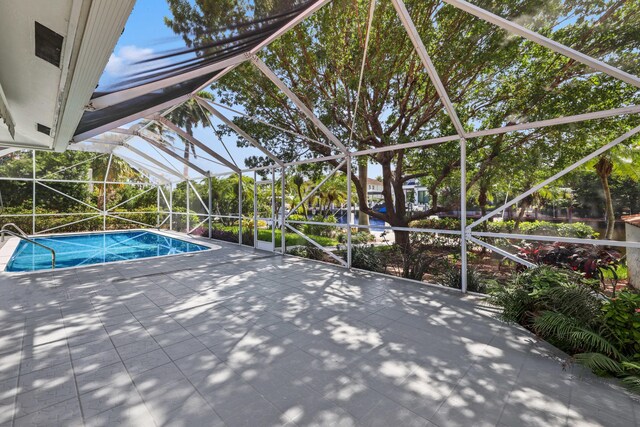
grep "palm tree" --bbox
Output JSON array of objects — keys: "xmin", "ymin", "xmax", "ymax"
[
  {"xmin": 592, "ymin": 145, "xmax": 640, "ymax": 239},
  {"xmin": 148, "ymin": 91, "xmax": 214, "ymax": 177},
  {"xmin": 594, "ymin": 156, "xmax": 615, "ymax": 239},
  {"xmin": 91, "ymin": 156, "xmax": 136, "ymax": 210},
  {"xmin": 291, "ymin": 174, "xmax": 307, "ymax": 217}
]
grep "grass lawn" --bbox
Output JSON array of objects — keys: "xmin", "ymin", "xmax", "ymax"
[{"xmin": 216, "ymin": 225, "xmax": 339, "ymax": 247}]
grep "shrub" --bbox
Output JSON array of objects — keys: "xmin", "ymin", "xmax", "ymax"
[
  {"xmin": 489, "ymin": 265, "xmax": 600, "ymax": 327},
  {"xmin": 410, "ymin": 218, "xmax": 597, "ymax": 239},
  {"xmin": 602, "ymin": 291, "xmax": 640, "ymax": 359},
  {"xmin": 393, "ymin": 233, "xmax": 445, "ymax": 281},
  {"xmin": 411, "ymin": 217, "xmax": 461, "ymax": 230},
  {"xmin": 287, "ymin": 214, "xmax": 307, "ymax": 230},
  {"xmin": 349, "ymin": 245, "xmax": 386, "ymax": 273},
  {"xmin": 489, "ymin": 220, "xmax": 598, "ymax": 239},
  {"xmin": 304, "ymin": 214, "xmax": 337, "ymax": 237},
  {"xmin": 489, "ymin": 266, "xmax": 640, "ymax": 393},
  {"xmin": 515, "ymin": 242, "xmax": 621, "ymax": 292},
  {"xmin": 438, "ymin": 264, "xmax": 487, "ymax": 293},
  {"xmin": 208, "ymin": 228, "xmax": 238, "ymax": 243},
  {"xmin": 337, "ymin": 232, "xmax": 374, "ymax": 245},
  {"xmin": 241, "ymin": 218, "xmax": 267, "ymax": 229},
  {"xmin": 287, "ymin": 242, "xmax": 325, "ymax": 261}
]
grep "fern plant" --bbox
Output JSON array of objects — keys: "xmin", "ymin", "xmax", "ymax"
[
  {"xmin": 489, "ymin": 265, "xmax": 640, "ymax": 394},
  {"xmin": 533, "ymin": 311, "xmax": 640, "ymax": 393}
]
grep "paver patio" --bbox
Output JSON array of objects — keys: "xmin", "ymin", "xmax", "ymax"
[{"xmin": 0, "ymin": 236, "xmax": 637, "ymax": 426}]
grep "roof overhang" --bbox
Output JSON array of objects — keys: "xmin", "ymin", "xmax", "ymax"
[{"xmin": 0, "ymin": 0, "xmax": 135, "ymax": 151}]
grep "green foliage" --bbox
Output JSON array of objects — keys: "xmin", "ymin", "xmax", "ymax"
[
  {"xmin": 438, "ymin": 264, "xmax": 487, "ymax": 293},
  {"xmin": 489, "ymin": 266, "xmax": 601, "ymax": 326},
  {"xmin": 602, "ymin": 291, "xmax": 640, "ymax": 359},
  {"xmin": 394, "ymin": 233, "xmax": 445, "ymax": 281},
  {"xmin": 287, "ymin": 214, "xmax": 307, "ymax": 230},
  {"xmin": 349, "ymin": 245, "xmax": 386, "ymax": 273},
  {"xmin": 303, "ymin": 215, "xmax": 338, "ymax": 238},
  {"xmin": 337, "ymin": 232, "xmax": 374, "ymax": 245},
  {"xmin": 411, "ymin": 218, "xmax": 598, "ymax": 239},
  {"xmin": 287, "ymin": 242, "xmax": 326, "ymax": 262},
  {"xmin": 533, "ymin": 312, "xmax": 623, "ymax": 359},
  {"xmin": 489, "ymin": 266, "xmax": 640, "ymax": 393}
]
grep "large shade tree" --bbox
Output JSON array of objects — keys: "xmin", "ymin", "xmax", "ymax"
[{"xmin": 165, "ymin": 0, "xmax": 640, "ymax": 247}]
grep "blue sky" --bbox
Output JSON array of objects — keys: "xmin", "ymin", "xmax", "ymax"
[{"xmin": 98, "ymin": 0, "xmax": 382, "ymax": 181}]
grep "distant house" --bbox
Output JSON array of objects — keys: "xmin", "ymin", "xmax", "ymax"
[
  {"xmin": 622, "ymin": 214, "xmax": 640, "ymax": 290},
  {"xmin": 366, "ymin": 178, "xmax": 384, "ymax": 204},
  {"xmin": 366, "ymin": 178, "xmax": 430, "ymax": 210},
  {"xmin": 402, "ymin": 179, "xmax": 429, "ymax": 208}
]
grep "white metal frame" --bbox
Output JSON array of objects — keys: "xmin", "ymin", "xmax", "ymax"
[
  {"xmin": 0, "ymin": 150, "xmax": 170, "ymax": 234},
  {"xmin": 1, "ymin": 0, "xmax": 637, "ymax": 292}
]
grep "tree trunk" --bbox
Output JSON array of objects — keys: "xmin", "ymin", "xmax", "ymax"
[
  {"xmin": 514, "ymin": 200, "xmax": 530, "ymax": 231},
  {"xmin": 183, "ymin": 123, "xmax": 193, "ymax": 177},
  {"xmin": 296, "ymin": 185, "xmax": 307, "ymax": 217},
  {"xmin": 357, "ymin": 158, "xmax": 370, "ymax": 230},
  {"xmin": 595, "ymin": 157, "xmax": 615, "ymax": 240},
  {"xmin": 394, "ymin": 228, "xmax": 410, "ymax": 250},
  {"xmin": 598, "ymin": 172, "xmax": 616, "ymax": 239}
]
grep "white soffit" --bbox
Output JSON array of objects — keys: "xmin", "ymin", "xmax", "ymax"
[{"xmin": 0, "ymin": 0, "xmax": 135, "ymax": 151}]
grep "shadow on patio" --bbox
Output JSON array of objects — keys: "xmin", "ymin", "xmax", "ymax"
[{"xmin": 0, "ymin": 240, "xmax": 637, "ymax": 426}]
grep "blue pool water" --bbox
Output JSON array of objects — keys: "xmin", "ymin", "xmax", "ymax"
[{"xmin": 6, "ymin": 231, "xmax": 209, "ymax": 272}]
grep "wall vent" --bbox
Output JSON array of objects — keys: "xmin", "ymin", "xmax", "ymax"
[
  {"xmin": 35, "ymin": 22, "xmax": 64, "ymax": 67},
  {"xmin": 37, "ymin": 123, "xmax": 51, "ymax": 136}
]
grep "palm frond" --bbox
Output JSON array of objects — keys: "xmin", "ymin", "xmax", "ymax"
[
  {"xmin": 569, "ymin": 328, "xmax": 623, "ymax": 359},
  {"xmin": 544, "ymin": 286, "xmax": 602, "ymax": 324},
  {"xmin": 533, "ymin": 311, "xmax": 579, "ymax": 339},
  {"xmin": 573, "ymin": 352, "xmax": 622, "ymax": 374},
  {"xmin": 533, "ymin": 312, "xmax": 622, "ymax": 358},
  {"xmin": 620, "ymin": 375, "xmax": 640, "ymax": 394},
  {"xmin": 621, "ymin": 361, "xmax": 640, "ymax": 373}
]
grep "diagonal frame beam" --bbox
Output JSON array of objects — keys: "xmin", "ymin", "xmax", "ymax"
[
  {"xmin": 285, "ymin": 223, "xmax": 348, "ymax": 266},
  {"xmin": 391, "ymin": 0, "xmax": 467, "ymax": 138},
  {"xmin": 286, "ymin": 159, "xmax": 347, "ymax": 219},
  {"xmin": 152, "ymin": 116, "xmax": 240, "ymax": 172},
  {"xmin": 196, "ymin": 97, "xmax": 284, "ymax": 166},
  {"xmin": 468, "ymin": 124, "xmax": 640, "ymax": 229},
  {"xmin": 252, "ymin": 56, "xmax": 348, "ymax": 153},
  {"xmin": 135, "ymin": 133, "xmax": 209, "ymax": 177},
  {"xmin": 113, "ymin": 152, "xmax": 172, "ymax": 184},
  {"xmin": 443, "ymin": 0, "xmax": 640, "ymax": 89},
  {"xmin": 187, "ymin": 180, "xmax": 210, "ymax": 214},
  {"xmin": 119, "ymin": 143, "xmax": 185, "ymax": 180},
  {"xmin": 468, "ymin": 236, "xmax": 536, "ymax": 268}
]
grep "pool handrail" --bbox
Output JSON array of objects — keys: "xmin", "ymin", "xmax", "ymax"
[
  {"xmin": 1, "ymin": 223, "xmax": 28, "ymax": 241},
  {"xmin": 1, "ymin": 229, "xmax": 56, "ymax": 270}
]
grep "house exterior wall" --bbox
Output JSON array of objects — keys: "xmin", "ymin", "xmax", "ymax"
[{"xmin": 626, "ymin": 223, "xmax": 640, "ymax": 290}]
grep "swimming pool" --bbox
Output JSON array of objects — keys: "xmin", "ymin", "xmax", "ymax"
[{"xmin": 4, "ymin": 231, "xmax": 210, "ymax": 272}]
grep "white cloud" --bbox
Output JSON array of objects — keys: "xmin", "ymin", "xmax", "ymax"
[{"xmin": 105, "ymin": 45, "xmax": 155, "ymax": 77}]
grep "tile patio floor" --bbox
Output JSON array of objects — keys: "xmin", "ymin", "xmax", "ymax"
[{"xmin": 0, "ymin": 236, "xmax": 638, "ymax": 426}]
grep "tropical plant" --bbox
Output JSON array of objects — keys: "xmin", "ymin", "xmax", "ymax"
[
  {"xmin": 90, "ymin": 156, "xmax": 138, "ymax": 210},
  {"xmin": 514, "ymin": 242, "xmax": 621, "ymax": 293},
  {"xmin": 602, "ymin": 291, "xmax": 640, "ymax": 359},
  {"xmin": 589, "ymin": 144, "xmax": 640, "ymax": 239},
  {"xmin": 291, "ymin": 174, "xmax": 308, "ymax": 217},
  {"xmin": 304, "ymin": 214, "xmax": 338, "ymax": 238},
  {"xmin": 438, "ymin": 264, "xmax": 487, "ymax": 293},
  {"xmin": 349, "ymin": 244, "xmax": 386, "ymax": 273},
  {"xmin": 149, "ymin": 91, "xmax": 214, "ymax": 176},
  {"xmin": 489, "ymin": 266, "xmax": 640, "ymax": 393}
]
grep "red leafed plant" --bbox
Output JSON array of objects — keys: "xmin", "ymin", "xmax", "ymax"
[{"xmin": 515, "ymin": 242, "xmax": 621, "ymax": 294}]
